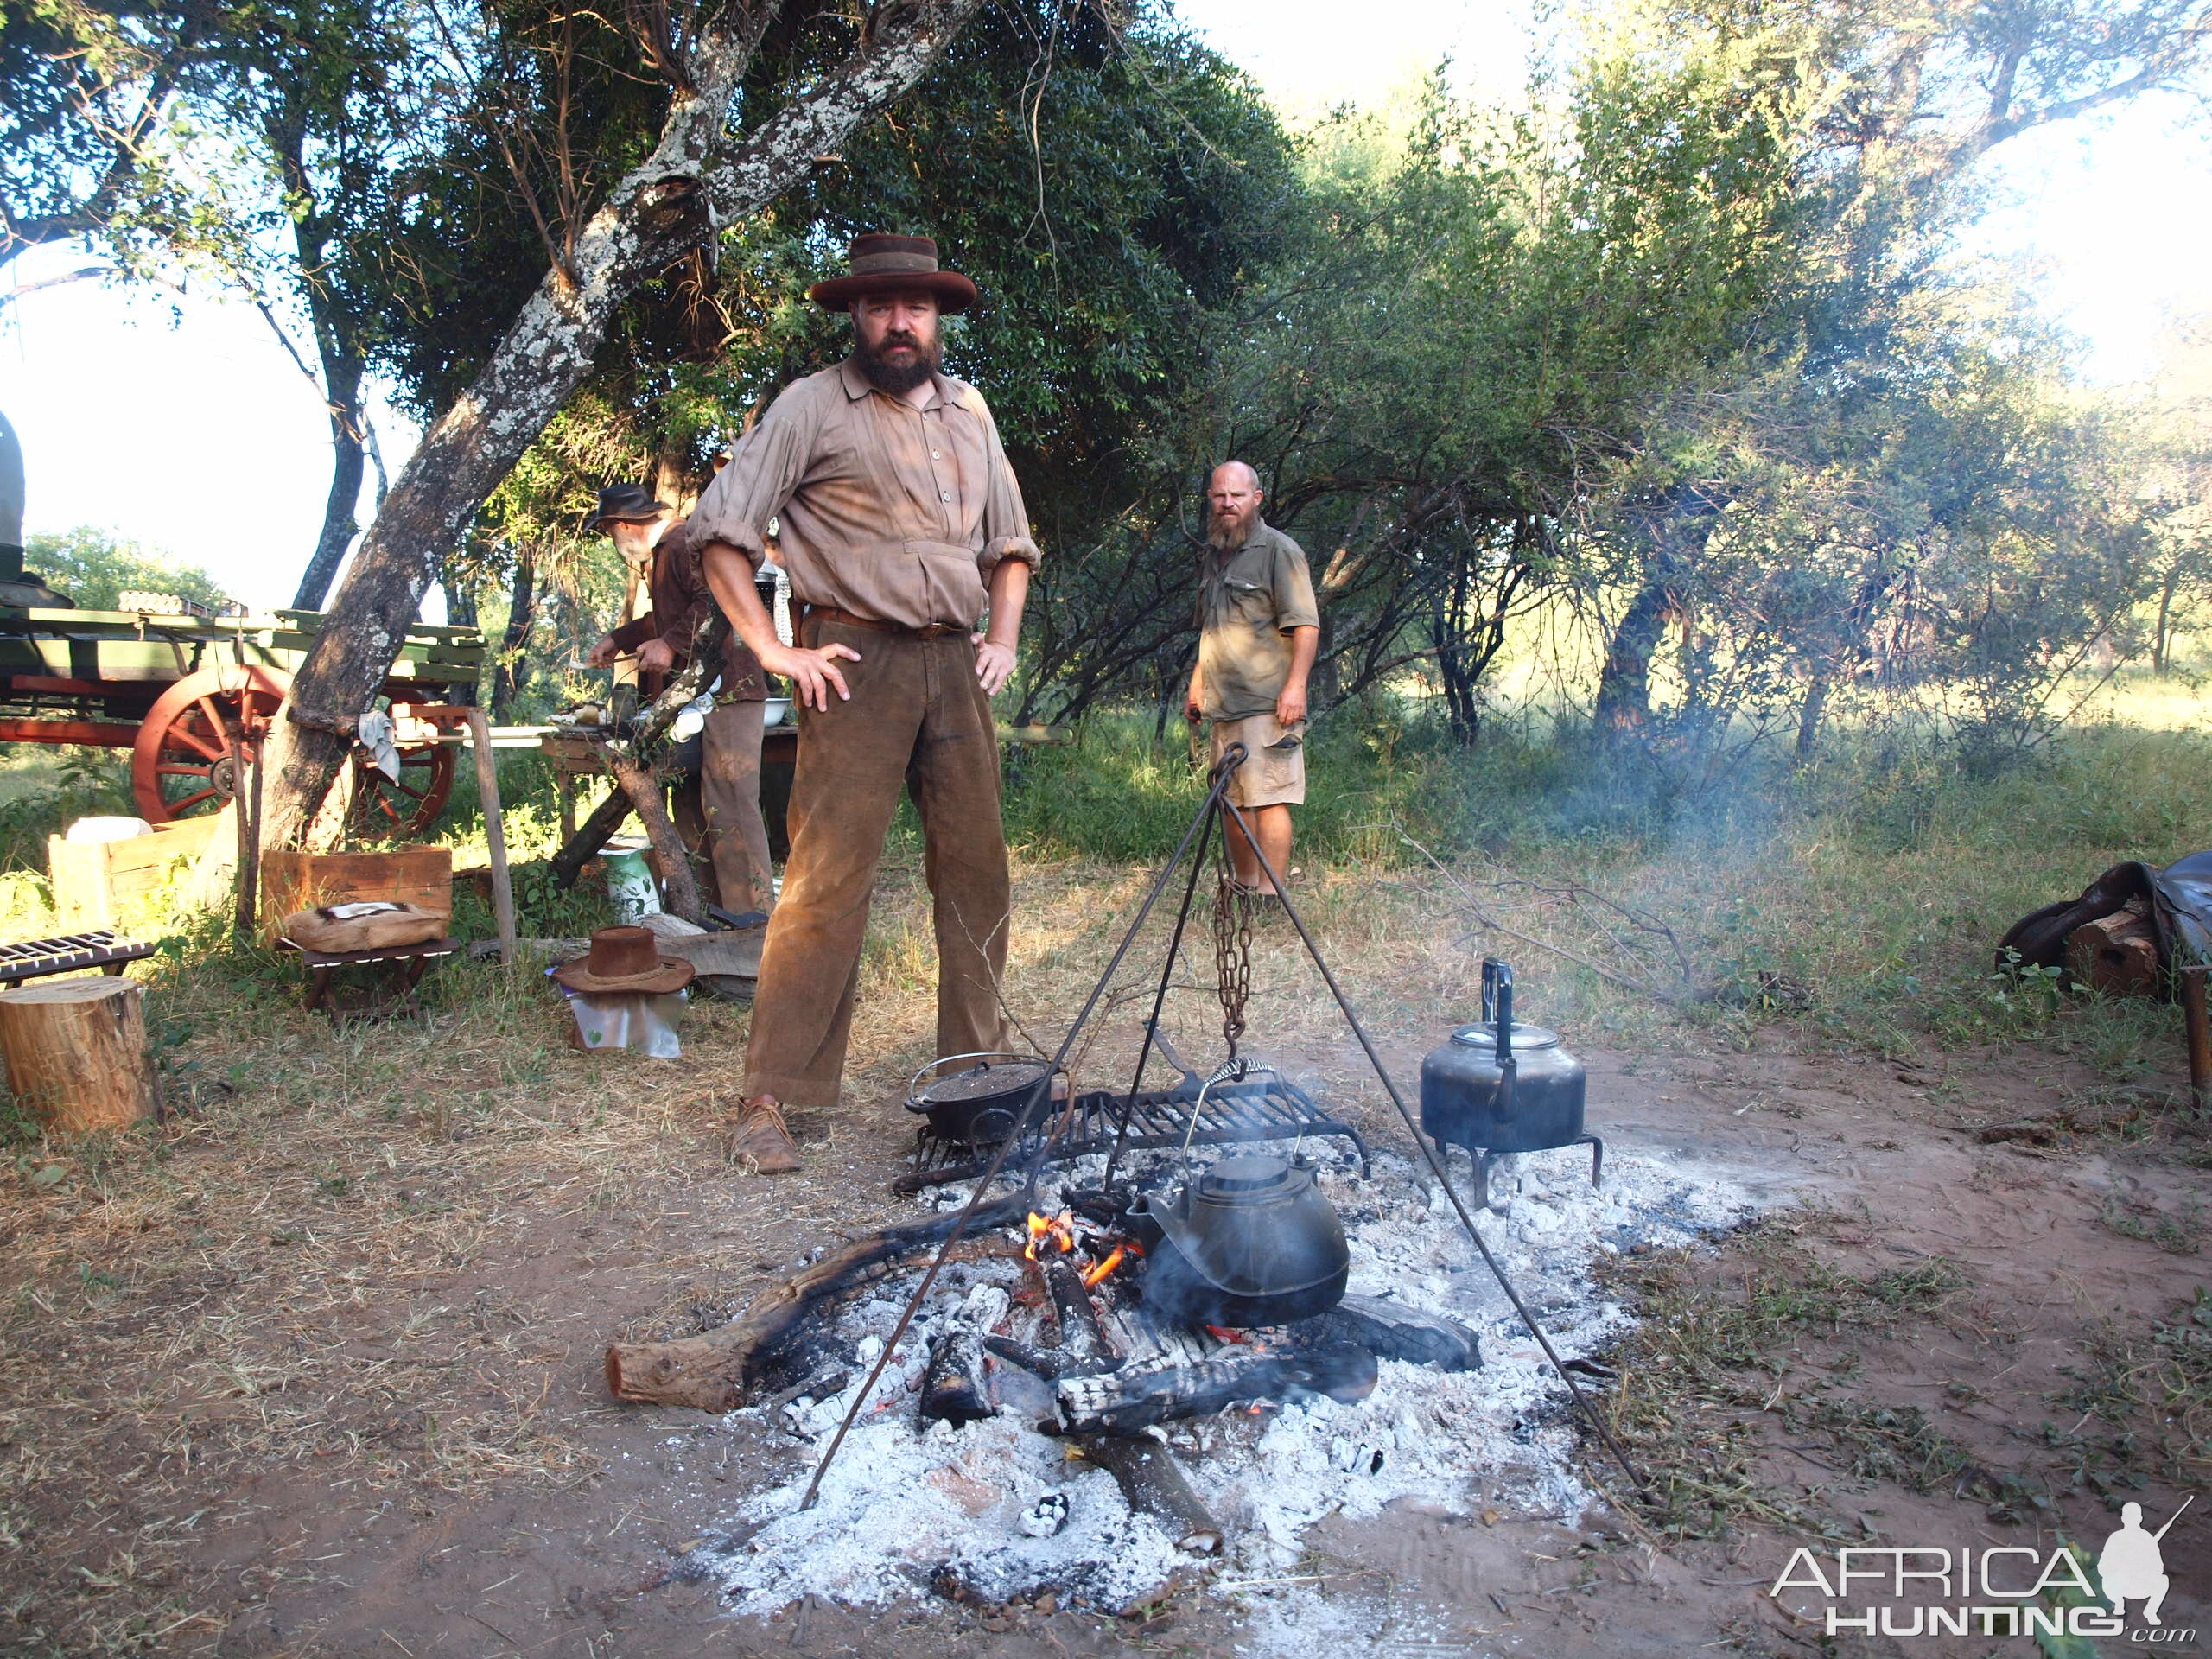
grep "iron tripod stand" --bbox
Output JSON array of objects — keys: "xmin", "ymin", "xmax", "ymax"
[{"xmin": 796, "ymin": 744, "xmax": 1648, "ymax": 1511}]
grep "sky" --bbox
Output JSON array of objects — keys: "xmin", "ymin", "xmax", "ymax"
[{"xmin": 2, "ymin": 0, "xmax": 2209, "ymax": 612}]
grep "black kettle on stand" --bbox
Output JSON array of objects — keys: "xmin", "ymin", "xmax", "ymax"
[{"xmin": 1418, "ymin": 958, "xmax": 1604, "ymax": 1211}]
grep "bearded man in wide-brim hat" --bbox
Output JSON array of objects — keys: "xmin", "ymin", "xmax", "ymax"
[{"xmin": 690, "ymin": 232, "xmax": 1039, "ymax": 1173}]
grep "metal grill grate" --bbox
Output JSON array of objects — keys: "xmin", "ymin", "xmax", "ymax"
[
  {"xmin": 0, "ymin": 931, "xmax": 154, "ymax": 985},
  {"xmin": 893, "ymin": 1073, "xmax": 1371, "ymax": 1195}
]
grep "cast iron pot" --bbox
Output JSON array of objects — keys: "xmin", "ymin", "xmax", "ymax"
[
  {"xmin": 1420, "ymin": 957, "xmax": 1587, "ymax": 1154},
  {"xmin": 1128, "ymin": 1153, "xmax": 1350, "ymax": 1328},
  {"xmin": 905, "ymin": 1052, "xmax": 1054, "ymax": 1146}
]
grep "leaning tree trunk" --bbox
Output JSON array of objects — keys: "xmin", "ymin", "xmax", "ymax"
[{"xmin": 251, "ymin": 0, "xmax": 988, "ymax": 849}]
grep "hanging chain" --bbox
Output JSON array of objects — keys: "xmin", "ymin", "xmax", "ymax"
[{"xmin": 1212, "ymin": 867, "xmax": 1253, "ymax": 1061}]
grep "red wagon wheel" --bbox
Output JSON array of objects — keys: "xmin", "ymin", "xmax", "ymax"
[
  {"xmin": 347, "ymin": 734, "xmax": 457, "ymax": 839},
  {"xmin": 130, "ymin": 666, "xmax": 459, "ymax": 836},
  {"xmin": 130, "ymin": 664, "xmax": 289, "ymax": 824}
]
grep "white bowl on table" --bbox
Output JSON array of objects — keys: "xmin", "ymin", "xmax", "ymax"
[{"xmin": 763, "ymin": 696, "xmax": 793, "ymax": 728}]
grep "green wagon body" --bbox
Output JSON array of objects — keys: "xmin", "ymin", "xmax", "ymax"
[{"xmin": 0, "ymin": 605, "xmax": 486, "ymax": 831}]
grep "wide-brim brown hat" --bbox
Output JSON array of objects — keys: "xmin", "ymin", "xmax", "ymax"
[
  {"xmin": 808, "ymin": 232, "xmax": 977, "ymax": 314},
  {"xmin": 552, "ymin": 925, "xmax": 696, "ymax": 995}
]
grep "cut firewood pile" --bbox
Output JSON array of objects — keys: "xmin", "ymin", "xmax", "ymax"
[{"xmin": 622, "ymin": 1141, "xmax": 1762, "ymax": 1619}]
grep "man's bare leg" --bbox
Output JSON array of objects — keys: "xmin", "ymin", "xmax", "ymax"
[{"xmin": 1226, "ymin": 804, "xmax": 1293, "ymax": 893}]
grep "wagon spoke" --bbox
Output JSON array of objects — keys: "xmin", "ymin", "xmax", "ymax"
[
  {"xmin": 167, "ymin": 788, "xmax": 219, "ymax": 814},
  {"xmin": 166, "ymin": 720, "xmax": 224, "ymax": 762},
  {"xmin": 156, "ymin": 763, "xmax": 214, "ymax": 778}
]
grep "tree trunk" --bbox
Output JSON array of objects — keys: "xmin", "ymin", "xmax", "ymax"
[
  {"xmin": 251, "ymin": 0, "xmax": 988, "ymax": 849},
  {"xmin": 492, "ymin": 543, "xmax": 537, "ymax": 716},
  {"xmin": 1593, "ymin": 569, "xmax": 1672, "ymax": 737},
  {"xmin": 291, "ymin": 353, "xmax": 368, "ymax": 611}
]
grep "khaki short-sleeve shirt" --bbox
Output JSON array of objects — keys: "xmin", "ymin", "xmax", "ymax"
[
  {"xmin": 1198, "ymin": 519, "xmax": 1319, "ymax": 721},
  {"xmin": 686, "ymin": 359, "xmax": 1039, "ymax": 631}
]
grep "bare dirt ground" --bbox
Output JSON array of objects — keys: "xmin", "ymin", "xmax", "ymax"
[{"xmin": 0, "ymin": 861, "xmax": 2204, "ymax": 1656}]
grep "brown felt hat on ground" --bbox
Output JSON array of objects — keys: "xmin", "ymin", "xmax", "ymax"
[
  {"xmin": 552, "ymin": 925, "xmax": 695, "ymax": 995},
  {"xmin": 807, "ymin": 232, "xmax": 977, "ymax": 314}
]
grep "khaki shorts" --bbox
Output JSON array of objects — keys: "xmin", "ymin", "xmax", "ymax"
[{"xmin": 1211, "ymin": 712, "xmax": 1306, "ymax": 807}]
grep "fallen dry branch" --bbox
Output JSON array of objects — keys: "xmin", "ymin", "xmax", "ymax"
[{"xmin": 606, "ymin": 1196, "xmax": 1030, "ymax": 1411}]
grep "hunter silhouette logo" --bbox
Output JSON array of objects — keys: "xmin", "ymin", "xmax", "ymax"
[{"xmin": 2100, "ymin": 1497, "xmax": 2191, "ymax": 1626}]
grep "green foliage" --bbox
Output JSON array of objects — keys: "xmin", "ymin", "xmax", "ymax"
[{"xmin": 23, "ymin": 526, "xmax": 229, "ymax": 611}]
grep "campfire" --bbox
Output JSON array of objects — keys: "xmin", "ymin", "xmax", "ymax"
[{"xmin": 645, "ymin": 1136, "xmax": 1760, "ymax": 1619}]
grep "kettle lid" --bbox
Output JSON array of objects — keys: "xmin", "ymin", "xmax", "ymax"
[
  {"xmin": 1198, "ymin": 1153, "xmax": 1299, "ymax": 1197},
  {"xmin": 1449, "ymin": 1020, "xmax": 1563, "ymax": 1051}
]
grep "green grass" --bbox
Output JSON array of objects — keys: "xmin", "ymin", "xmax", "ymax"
[{"xmin": 992, "ymin": 702, "xmax": 2212, "ymax": 1070}]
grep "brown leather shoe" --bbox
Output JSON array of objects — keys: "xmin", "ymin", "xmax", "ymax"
[{"xmin": 731, "ymin": 1096, "xmax": 802, "ymax": 1174}]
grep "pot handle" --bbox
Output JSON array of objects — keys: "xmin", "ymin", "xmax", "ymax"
[{"xmin": 906, "ymin": 1050, "xmax": 1035, "ymax": 1098}]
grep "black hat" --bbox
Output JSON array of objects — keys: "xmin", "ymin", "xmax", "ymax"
[
  {"xmin": 807, "ymin": 232, "xmax": 977, "ymax": 314},
  {"xmin": 594, "ymin": 484, "xmax": 671, "ymax": 526}
]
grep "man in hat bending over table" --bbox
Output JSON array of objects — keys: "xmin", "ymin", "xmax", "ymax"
[
  {"xmin": 584, "ymin": 485, "xmax": 776, "ymax": 918},
  {"xmin": 690, "ymin": 232, "xmax": 1039, "ymax": 1173}
]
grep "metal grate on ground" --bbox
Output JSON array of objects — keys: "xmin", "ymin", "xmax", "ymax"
[{"xmin": 893, "ymin": 1073, "xmax": 1372, "ymax": 1194}]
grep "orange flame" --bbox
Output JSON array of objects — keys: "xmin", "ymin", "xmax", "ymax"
[
  {"xmin": 1023, "ymin": 1210, "xmax": 1076, "ymax": 1261},
  {"xmin": 1080, "ymin": 1244, "xmax": 1126, "ymax": 1289}
]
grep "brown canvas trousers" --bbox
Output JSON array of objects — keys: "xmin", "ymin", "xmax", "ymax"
[
  {"xmin": 743, "ymin": 616, "xmax": 1011, "ymax": 1109},
  {"xmin": 671, "ymin": 701, "xmax": 773, "ymax": 915}
]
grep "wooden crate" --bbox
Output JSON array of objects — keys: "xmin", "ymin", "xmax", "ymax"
[
  {"xmin": 48, "ymin": 816, "xmax": 225, "ymax": 929},
  {"xmin": 259, "ymin": 848, "xmax": 454, "ymax": 943}
]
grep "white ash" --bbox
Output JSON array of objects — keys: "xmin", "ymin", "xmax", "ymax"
[{"xmin": 681, "ymin": 1135, "xmax": 1762, "ymax": 1624}]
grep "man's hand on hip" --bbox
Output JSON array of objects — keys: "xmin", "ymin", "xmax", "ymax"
[
  {"xmin": 761, "ymin": 639, "xmax": 861, "ymax": 709},
  {"xmin": 971, "ymin": 635, "xmax": 1016, "ymax": 696},
  {"xmin": 1276, "ymin": 683, "xmax": 1308, "ymax": 727}
]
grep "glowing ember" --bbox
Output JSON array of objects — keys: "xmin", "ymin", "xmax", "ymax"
[
  {"xmin": 1079, "ymin": 1245, "xmax": 1126, "ymax": 1289},
  {"xmin": 1023, "ymin": 1210, "xmax": 1076, "ymax": 1261}
]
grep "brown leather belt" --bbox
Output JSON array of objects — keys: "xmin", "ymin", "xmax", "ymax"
[{"xmin": 801, "ymin": 604, "xmax": 965, "ymax": 640}]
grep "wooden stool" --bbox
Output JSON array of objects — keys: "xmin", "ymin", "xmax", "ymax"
[{"xmin": 278, "ymin": 935, "xmax": 461, "ymax": 1023}]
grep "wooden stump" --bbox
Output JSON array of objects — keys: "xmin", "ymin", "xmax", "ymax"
[
  {"xmin": 0, "ymin": 977, "xmax": 156, "ymax": 1132},
  {"xmin": 2065, "ymin": 897, "xmax": 2158, "ymax": 996}
]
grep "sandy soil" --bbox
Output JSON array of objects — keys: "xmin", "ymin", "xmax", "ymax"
[{"xmin": 0, "ymin": 873, "xmax": 2204, "ymax": 1656}]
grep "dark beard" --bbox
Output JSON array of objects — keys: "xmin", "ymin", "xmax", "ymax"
[{"xmin": 854, "ymin": 330, "xmax": 940, "ymax": 393}]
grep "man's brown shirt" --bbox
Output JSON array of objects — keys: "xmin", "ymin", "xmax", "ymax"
[
  {"xmin": 687, "ymin": 359, "xmax": 1039, "ymax": 630},
  {"xmin": 604, "ymin": 518, "xmax": 767, "ymax": 701},
  {"xmin": 1197, "ymin": 518, "xmax": 1319, "ymax": 721}
]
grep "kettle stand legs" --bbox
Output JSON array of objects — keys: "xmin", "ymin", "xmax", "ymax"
[{"xmin": 1436, "ymin": 1134, "xmax": 1605, "ymax": 1214}]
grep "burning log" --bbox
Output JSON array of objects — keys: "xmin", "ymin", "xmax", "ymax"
[
  {"xmin": 1295, "ymin": 1294, "xmax": 1482, "ymax": 1372},
  {"xmin": 920, "ymin": 1284, "xmax": 1007, "ymax": 1427},
  {"xmin": 1040, "ymin": 1257, "xmax": 1116, "ymax": 1373},
  {"xmin": 1054, "ymin": 1344, "xmax": 1379, "ymax": 1436},
  {"xmin": 983, "ymin": 1334, "xmax": 1065, "ymax": 1380},
  {"xmin": 920, "ymin": 1332, "xmax": 994, "ymax": 1425},
  {"xmin": 604, "ymin": 1197, "xmax": 1029, "ymax": 1411},
  {"xmin": 1076, "ymin": 1436, "xmax": 1224, "ymax": 1555}
]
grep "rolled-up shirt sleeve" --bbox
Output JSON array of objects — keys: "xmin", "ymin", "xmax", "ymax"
[
  {"xmin": 688, "ymin": 384, "xmax": 823, "ymax": 568},
  {"xmin": 1273, "ymin": 540, "xmax": 1319, "ymax": 632},
  {"xmin": 975, "ymin": 402, "xmax": 1041, "ymax": 576}
]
